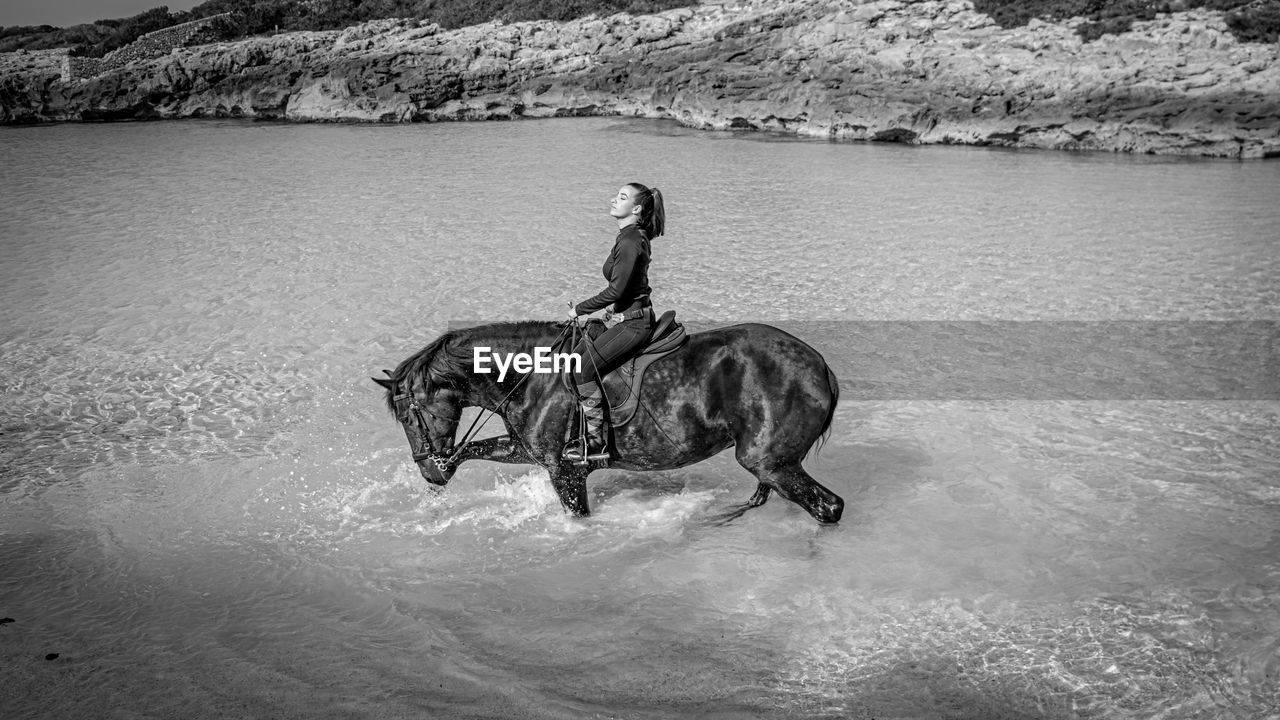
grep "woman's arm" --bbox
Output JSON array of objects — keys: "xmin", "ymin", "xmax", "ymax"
[{"xmin": 573, "ymin": 238, "xmax": 644, "ymax": 315}]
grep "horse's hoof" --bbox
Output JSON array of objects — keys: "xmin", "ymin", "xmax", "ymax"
[{"xmin": 816, "ymin": 498, "xmax": 844, "ymax": 524}]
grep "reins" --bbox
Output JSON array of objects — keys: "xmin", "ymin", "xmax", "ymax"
[{"xmin": 444, "ymin": 321, "xmax": 580, "ymax": 465}]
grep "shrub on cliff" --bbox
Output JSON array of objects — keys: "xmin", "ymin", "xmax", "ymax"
[
  {"xmin": 0, "ymin": 23, "xmax": 107, "ymax": 52},
  {"xmin": 415, "ymin": 0, "xmax": 691, "ymax": 27},
  {"xmin": 973, "ymin": 0, "xmax": 1280, "ymax": 44},
  {"xmin": 2, "ymin": 0, "xmax": 696, "ymax": 54},
  {"xmin": 219, "ymin": 0, "xmax": 694, "ymax": 31},
  {"xmin": 1, "ymin": 0, "xmax": 696, "ymax": 51},
  {"xmin": 0, "ymin": 24, "xmax": 55, "ymax": 52},
  {"xmin": 1223, "ymin": 1, "xmax": 1280, "ymax": 42}
]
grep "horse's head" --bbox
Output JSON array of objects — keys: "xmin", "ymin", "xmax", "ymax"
[{"xmin": 373, "ymin": 370, "xmax": 462, "ymax": 485}]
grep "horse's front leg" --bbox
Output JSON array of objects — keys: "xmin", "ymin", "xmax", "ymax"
[
  {"xmin": 546, "ymin": 464, "xmax": 591, "ymax": 517},
  {"xmin": 453, "ymin": 435, "xmax": 536, "ymax": 465},
  {"xmin": 451, "ymin": 435, "xmax": 591, "ymax": 516}
]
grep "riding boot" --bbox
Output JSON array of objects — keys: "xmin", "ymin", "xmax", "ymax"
[{"xmin": 564, "ymin": 381, "xmax": 610, "ymax": 464}]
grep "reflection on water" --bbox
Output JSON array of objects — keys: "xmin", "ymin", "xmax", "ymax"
[{"xmin": 1, "ymin": 118, "xmax": 1279, "ymax": 718}]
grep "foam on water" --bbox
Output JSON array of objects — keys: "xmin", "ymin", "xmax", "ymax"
[
  {"xmin": 313, "ymin": 454, "xmax": 726, "ymax": 569},
  {"xmin": 324, "ymin": 464, "xmax": 565, "ymax": 538}
]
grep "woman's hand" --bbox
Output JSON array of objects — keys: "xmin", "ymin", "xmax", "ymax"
[{"xmin": 566, "ymin": 304, "xmax": 582, "ymax": 325}]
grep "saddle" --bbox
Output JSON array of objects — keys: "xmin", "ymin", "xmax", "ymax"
[{"xmin": 563, "ymin": 310, "xmax": 688, "ymax": 427}]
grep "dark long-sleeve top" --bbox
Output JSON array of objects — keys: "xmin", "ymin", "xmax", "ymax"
[{"xmin": 574, "ymin": 224, "xmax": 651, "ymax": 315}]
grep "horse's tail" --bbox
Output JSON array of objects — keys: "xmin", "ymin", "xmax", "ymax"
[{"xmin": 808, "ymin": 363, "xmax": 840, "ymax": 459}]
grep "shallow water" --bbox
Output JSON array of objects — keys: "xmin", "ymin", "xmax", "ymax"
[{"xmin": 1, "ymin": 118, "xmax": 1279, "ymax": 719}]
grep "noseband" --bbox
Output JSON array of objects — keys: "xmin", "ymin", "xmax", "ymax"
[{"xmin": 394, "ymin": 390, "xmax": 460, "ymax": 474}]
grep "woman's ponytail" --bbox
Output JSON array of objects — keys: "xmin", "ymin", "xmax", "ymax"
[
  {"xmin": 648, "ymin": 187, "xmax": 666, "ymax": 238},
  {"xmin": 628, "ymin": 182, "xmax": 666, "ymax": 238}
]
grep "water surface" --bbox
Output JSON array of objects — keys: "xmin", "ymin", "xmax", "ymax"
[{"xmin": 2, "ymin": 118, "xmax": 1279, "ymax": 718}]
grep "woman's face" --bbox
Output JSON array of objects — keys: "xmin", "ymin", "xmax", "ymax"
[{"xmin": 609, "ymin": 185, "xmax": 641, "ymax": 222}]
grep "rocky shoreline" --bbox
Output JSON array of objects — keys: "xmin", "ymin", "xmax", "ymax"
[{"xmin": 2, "ymin": 0, "xmax": 1278, "ymax": 158}]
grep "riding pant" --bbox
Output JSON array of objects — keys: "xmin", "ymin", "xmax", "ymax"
[{"xmin": 572, "ymin": 311, "xmax": 653, "ymax": 385}]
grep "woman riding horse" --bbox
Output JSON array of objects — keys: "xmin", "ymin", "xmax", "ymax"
[
  {"xmin": 374, "ymin": 184, "xmax": 845, "ymax": 524},
  {"xmin": 564, "ymin": 183, "xmax": 666, "ymax": 463}
]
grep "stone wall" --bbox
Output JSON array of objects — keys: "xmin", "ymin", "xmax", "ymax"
[
  {"xmin": 61, "ymin": 13, "xmax": 233, "ymax": 82},
  {"xmin": 60, "ymin": 55, "xmax": 101, "ymax": 82}
]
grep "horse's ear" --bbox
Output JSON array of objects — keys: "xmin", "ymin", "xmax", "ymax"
[
  {"xmin": 372, "ymin": 376, "xmax": 395, "ymax": 391},
  {"xmin": 382, "ymin": 369, "xmax": 394, "ymax": 377}
]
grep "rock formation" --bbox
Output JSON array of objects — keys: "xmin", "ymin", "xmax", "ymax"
[{"xmin": 2, "ymin": 0, "xmax": 1278, "ymax": 157}]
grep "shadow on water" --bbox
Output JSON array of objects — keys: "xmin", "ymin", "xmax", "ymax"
[
  {"xmin": 819, "ymin": 655, "xmax": 1077, "ymax": 720},
  {"xmin": 706, "ymin": 501, "xmax": 757, "ymax": 527},
  {"xmin": 830, "ymin": 438, "xmax": 935, "ymax": 526},
  {"xmin": 588, "ymin": 468, "xmax": 692, "ymax": 501}
]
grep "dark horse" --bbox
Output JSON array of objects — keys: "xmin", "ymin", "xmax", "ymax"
[{"xmin": 372, "ymin": 321, "xmax": 844, "ymax": 523}]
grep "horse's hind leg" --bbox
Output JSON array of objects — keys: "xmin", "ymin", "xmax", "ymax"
[{"xmin": 750, "ymin": 461, "xmax": 843, "ymax": 524}]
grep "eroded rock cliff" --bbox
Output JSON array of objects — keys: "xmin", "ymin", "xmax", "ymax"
[{"xmin": 3, "ymin": 0, "xmax": 1278, "ymax": 157}]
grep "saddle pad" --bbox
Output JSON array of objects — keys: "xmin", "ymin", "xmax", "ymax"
[{"xmin": 601, "ymin": 324, "xmax": 687, "ymax": 427}]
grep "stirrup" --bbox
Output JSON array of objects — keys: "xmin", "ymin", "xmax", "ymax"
[{"xmin": 563, "ymin": 437, "xmax": 609, "ymax": 464}]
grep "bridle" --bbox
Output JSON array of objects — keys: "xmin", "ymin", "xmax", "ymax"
[{"xmin": 393, "ymin": 386, "xmax": 460, "ymax": 475}]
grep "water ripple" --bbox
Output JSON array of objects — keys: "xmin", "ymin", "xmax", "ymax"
[{"xmin": 0, "ymin": 338, "xmax": 310, "ymax": 486}]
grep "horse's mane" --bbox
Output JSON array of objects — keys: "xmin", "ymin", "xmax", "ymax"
[{"xmin": 384, "ymin": 320, "xmax": 562, "ymax": 414}]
